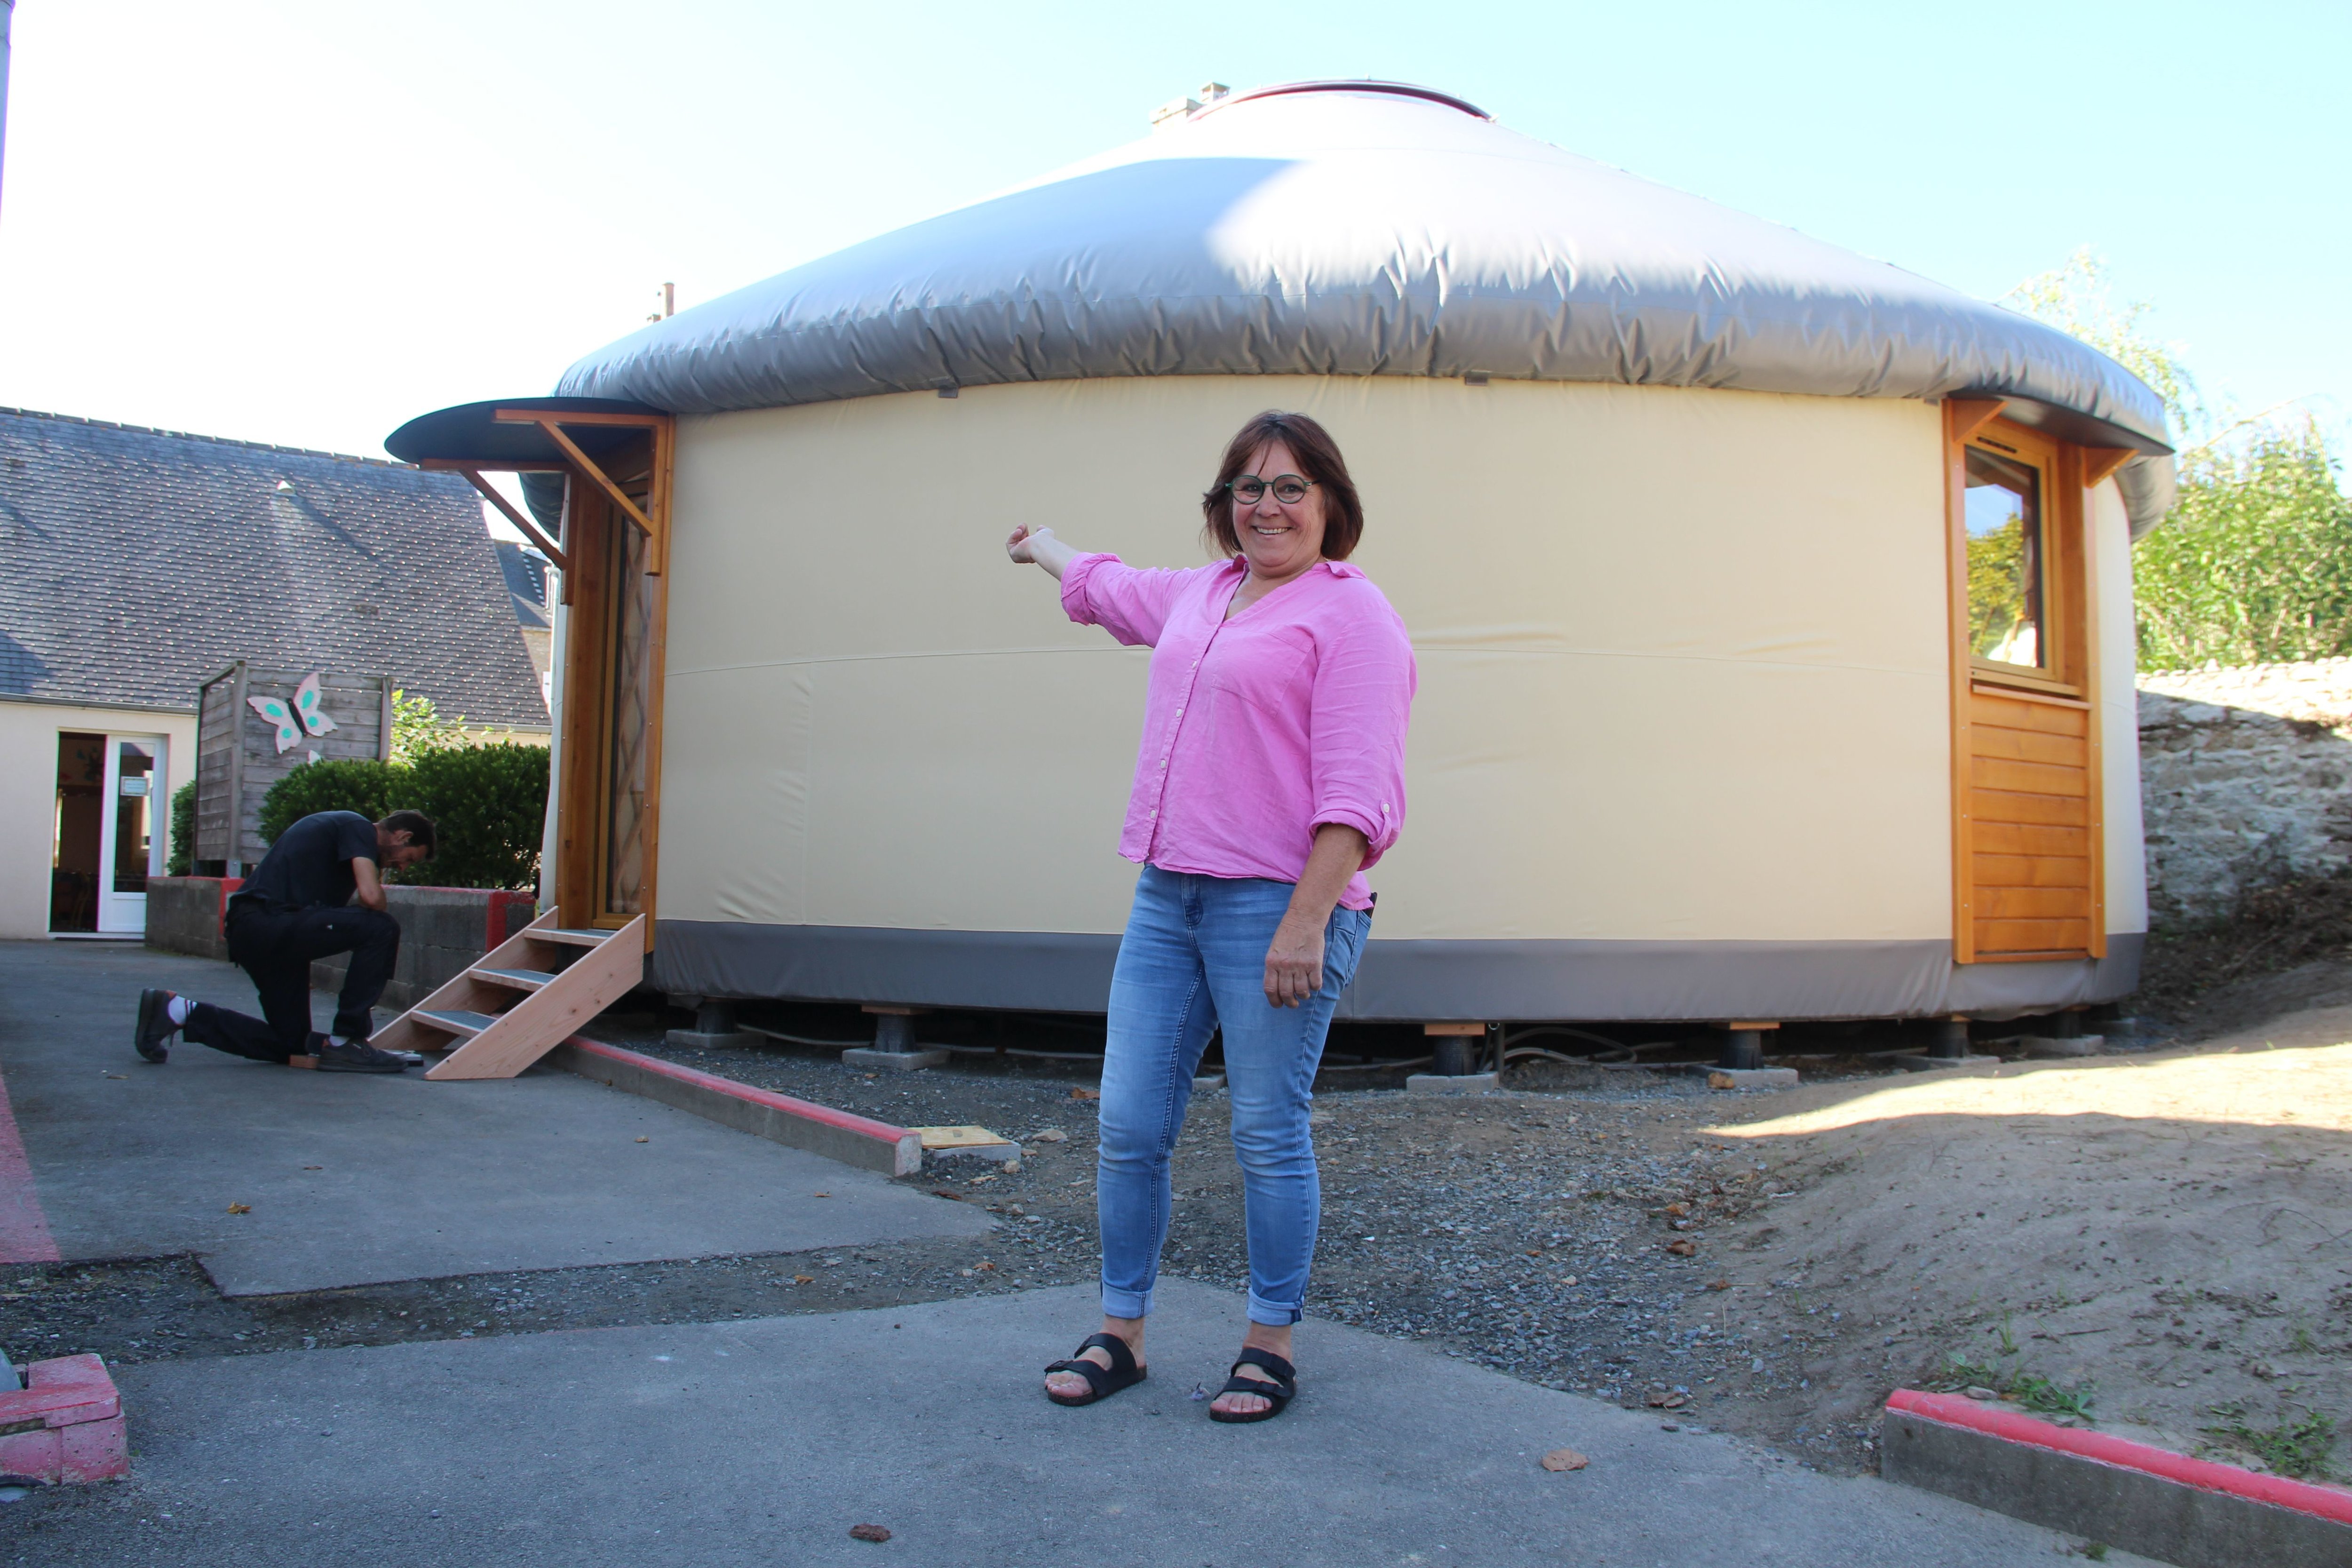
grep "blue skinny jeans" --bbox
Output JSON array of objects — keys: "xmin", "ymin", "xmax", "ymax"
[{"xmin": 1096, "ymin": 867, "xmax": 1372, "ymax": 1327}]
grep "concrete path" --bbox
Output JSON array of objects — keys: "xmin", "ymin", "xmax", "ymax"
[
  {"xmin": 14, "ymin": 1279, "xmax": 2137, "ymax": 1567},
  {"xmin": 0, "ymin": 942, "xmax": 988, "ymax": 1292}
]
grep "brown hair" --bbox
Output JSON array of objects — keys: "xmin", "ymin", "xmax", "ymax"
[
  {"xmin": 1200, "ymin": 410, "xmax": 1364, "ymax": 562},
  {"xmin": 379, "ymin": 809, "xmax": 437, "ymax": 857}
]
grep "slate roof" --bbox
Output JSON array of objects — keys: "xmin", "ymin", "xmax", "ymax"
[
  {"xmin": 493, "ymin": 540, "xmax": 551, "ymax": 632},
  {"xmin": 0, "ymin": 408, "xmax": 548, "ymax": 727}
]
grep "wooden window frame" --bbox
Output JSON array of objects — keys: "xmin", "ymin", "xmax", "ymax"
[{"xmin": 1945, "ymin": 399, "xmax": 2116, "ymax": 964}]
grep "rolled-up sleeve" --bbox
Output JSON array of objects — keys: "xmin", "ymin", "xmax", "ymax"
[
  {"xmin": 1061, "ymin": 553, "xmax": 1186, "ymax": 648},
  {"xmin": 1307, "ymin": 597, "xmax": 1417, "ymax": 868}
]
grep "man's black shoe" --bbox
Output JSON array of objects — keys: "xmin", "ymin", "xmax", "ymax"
[
  {"xmin": 314, "ymin": 1036, "xmax": 410, "ymax": 1074},
  {"xmin": 135, "ymin": 989, "xmax": 176, "ymax": 1063}
]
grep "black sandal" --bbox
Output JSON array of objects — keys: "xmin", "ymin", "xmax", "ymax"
[
  {"xmin": 1043, "ymin": 1332, "xmax": 1148, "ymax": 1407},
  {"xmin": 1208, "ymin": 1347, "xmax": 1296, "ymax": 1424}
]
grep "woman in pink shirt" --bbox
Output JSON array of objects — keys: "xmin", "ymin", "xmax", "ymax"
[{"xmin": 1008, "ymin": 411, "xmax": 1415, "ymax": 1422}]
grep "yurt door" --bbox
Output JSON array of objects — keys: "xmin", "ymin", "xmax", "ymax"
[
  {"xmin": 548, "ymin": 420, "xmax": 673, "ymax": 944},
  {"xmin": 1945, "ymin": 403, "xmax": 2111, "ymax": 964}
]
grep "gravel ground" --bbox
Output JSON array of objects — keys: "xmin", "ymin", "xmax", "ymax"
[{"xmin": 2, "ymin": 994, "xmax": 2126, "ymax": 1480}]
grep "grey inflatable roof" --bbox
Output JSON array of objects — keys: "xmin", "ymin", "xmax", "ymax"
[{"xmin": 557, "ymin": 80, "xmax": 2175, "ymax": 530}]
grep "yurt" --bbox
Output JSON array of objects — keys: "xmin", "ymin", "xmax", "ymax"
[{"xmin": 389, "ymin": 80, "xmax": 2175, "ymax": 1037}]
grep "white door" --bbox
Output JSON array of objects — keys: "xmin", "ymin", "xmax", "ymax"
[{"xmin": 96, "ymin": 736, "xmax": 165, "ymax": 934}]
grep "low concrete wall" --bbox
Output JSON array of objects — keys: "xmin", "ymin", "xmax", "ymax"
[
  {"xmin": 145, "ymin": 876, "xmax": 241, "ymax": 962},
  {"xmin": 143, "ymin": 876, "xmax": 537, "ymax": 1010}
]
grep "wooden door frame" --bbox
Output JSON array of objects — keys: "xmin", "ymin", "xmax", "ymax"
[
  {"xmin": 1945, "ymin": 401, "xmax": 2122, "ymax": 964},
  {"xmin": 421, "ymin": 411, "xmax": 673, "ymax": 949}
]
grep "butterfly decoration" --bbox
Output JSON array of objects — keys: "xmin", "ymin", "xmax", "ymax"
[{"xmin": 247, "ymin": 670, "xmax": 339, "ymax": 756}]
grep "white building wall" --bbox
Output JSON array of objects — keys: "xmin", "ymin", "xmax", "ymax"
[{"xmin": 0, "ymin": 700, "xmax": 198, "ymax": 940}]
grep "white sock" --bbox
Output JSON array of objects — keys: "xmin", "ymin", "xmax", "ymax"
[
  {"xmin": 165, "ymin": 995, "xmax": 194, "ymax": 1027},
  {"xmin": 327, "ymin": 1035, "xmax": 352, "ymax": 1049}
]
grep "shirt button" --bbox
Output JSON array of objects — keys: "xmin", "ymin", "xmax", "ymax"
[{"xmin": 1149, "ymin": 808, "xmax": 1158, "ymax": 817}]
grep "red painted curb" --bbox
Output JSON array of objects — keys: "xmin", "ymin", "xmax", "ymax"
[
  {"xmin": 1887, "ymin": 1389, "xmax": 2352, "ymax": 1526},
  {"xmin": 0, "ymin": 1056, "xmax": 60, "ymax": 1264},
  {"xmin": 560, "ymin": 1037, "xmax": 913, "ymax": 1147}
]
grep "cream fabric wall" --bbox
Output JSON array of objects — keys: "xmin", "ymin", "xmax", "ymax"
[
  {"xmin": 2091, "ymin": 478, "xmax": 2151, "ymax": 936},
  {"xmin": 657, "ymin": 375, "xmax": 1961, "ymax": 942},
  {"xmin": 0, "ymin": 701, "xmax": 196, "ymax": 940}
]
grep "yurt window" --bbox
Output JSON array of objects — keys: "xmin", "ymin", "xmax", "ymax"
[{"xmin": 1963, "ymin": 443, "xmax": 2047, "ymax": 670}]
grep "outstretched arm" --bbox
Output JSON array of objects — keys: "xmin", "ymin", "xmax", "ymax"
[{"xmin": 1006, "ymin": 524, "xmax": 1082, "ymax": 581}]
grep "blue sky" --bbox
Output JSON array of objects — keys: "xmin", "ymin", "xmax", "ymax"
[{"xmin": 0, "ymin": 0, "xmax": 2340, "ymax": 461}]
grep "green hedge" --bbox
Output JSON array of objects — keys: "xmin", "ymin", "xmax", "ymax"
[
  {"xmin": 168, "ymin": 780, "xmax": 197, "ymax": 876},
  {"xmin": 256, "ymin": 760, "xmax": 409, "ymax": 846},
  {"xmin": 254, "ymin": 746, "xmax": 548, "ymax": 891},
  {"xmin": 403, "ymin": 744, "xmax": 551, "ymax": 892}
]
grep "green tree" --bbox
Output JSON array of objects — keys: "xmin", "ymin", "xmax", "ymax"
[
  {"xmin": 2006, "ymin": 248, "xmax": 2201, "ymax": 437},
  {"xmin": 388, "ymin": 687, "xmax": 466, "ymax": 765},
  {"xmin": 2007, "ymin": 249, "xmax": 2352, "ymax": 669},
  {"xmin": 2134, "ymin": 422, "xmax": 2352, "ymax": 669}
]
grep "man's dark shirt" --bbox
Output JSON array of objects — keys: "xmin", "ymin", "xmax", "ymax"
[{"xmin": 229, "ymin": 811, "xmax": 378, "ymax": 915}]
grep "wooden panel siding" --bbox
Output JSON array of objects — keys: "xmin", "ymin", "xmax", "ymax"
[{"xmin": 1961, "ymin": 685, "xmax": 2102, "ymax": 960}]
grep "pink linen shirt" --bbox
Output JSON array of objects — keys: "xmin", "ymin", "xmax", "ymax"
[{"xmin": 1061, "ymin": 552, "xmax": 1416, "ymax": 911}]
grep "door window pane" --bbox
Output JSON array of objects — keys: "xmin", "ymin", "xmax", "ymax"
[
  {"xmin": 113, "ymin": 741, "xmax": 155, "ymax": 894},
  {"xmin": 1964, "ymin": 446, "xmax": 2045, "ymax": 669}
]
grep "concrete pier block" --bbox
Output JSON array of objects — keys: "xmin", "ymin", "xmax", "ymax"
[
  {"xmin": 1406, "ymin": 1071, "xmax": 1498, "ymax": 1096},
  {"xmin": 841, "ymin": 1047, "xmax": 950, "ymax": 1073}
]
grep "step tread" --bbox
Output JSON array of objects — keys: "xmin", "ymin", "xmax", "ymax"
[
  {"xmin": 527, "ymin": 928, "xmax": 611, "ymax": 947},
  {"xmin": 471, "ymin": 967, "xmax": 557, "ymax": 989},
  {"xmin": 414, "ymin": 1009, "xmax": 502, "ymax": 1035}
]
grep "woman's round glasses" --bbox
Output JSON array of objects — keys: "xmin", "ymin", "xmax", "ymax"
[{"xmin": 1228, "ymin": 474, "xmax": 1315, "ymax": 505}]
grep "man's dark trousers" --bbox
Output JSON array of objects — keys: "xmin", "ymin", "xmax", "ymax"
[{"xmin": 180, "ymin": 904, "xmax": 402, "ymax": 1062}]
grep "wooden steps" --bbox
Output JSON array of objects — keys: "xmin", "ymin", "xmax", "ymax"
[{"xmin": 369, "ymin": 909, "xmax": 646, "ymax": 1081}]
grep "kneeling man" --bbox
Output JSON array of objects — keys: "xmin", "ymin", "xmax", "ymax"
[{"xmin": 135, "ymin": 810, "xmax": 437, "ymax": 1073}]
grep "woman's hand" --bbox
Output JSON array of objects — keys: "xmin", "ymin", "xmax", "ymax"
[
  {"xmin": 1262, "ymin": 823, "xmax": 1368, "ymax": 1008},
  {"xmin": 1007, "ymin": 524, "xmax": 1080, "ymax": 580},
  {"xmin": 1263, "ymin": 914, "xmax": 1328, "ymax": 1009}
]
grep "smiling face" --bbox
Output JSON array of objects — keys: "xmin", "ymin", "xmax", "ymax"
[{"xmin": 1231, "ymin": 438, "xmax": 1328, "ymax": 581}]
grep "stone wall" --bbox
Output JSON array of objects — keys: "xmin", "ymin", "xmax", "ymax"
[
  {"xmin": 2137, "ymin": 659, "xmax": 2352, "ymax": 928},
  {"xmin": 144, "ymin": 877, "xmax": 539, "ymax": 1010}
]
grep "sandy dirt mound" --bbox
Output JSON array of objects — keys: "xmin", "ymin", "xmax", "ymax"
[{"xmin": 1681, "ymin": 1012, "xmax": 2352, "ymax": 1479}]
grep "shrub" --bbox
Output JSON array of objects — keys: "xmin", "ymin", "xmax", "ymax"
[
  {"xmin": 252, "ymin": 744, "xmax": 550, "ymax": 891},
  {"xmin": 2135, "ymin": 422, "xmax": 2352, "ymax": 669},
  {"xmin": 256, "ymin": 759, "xmax": 409, "ymax": 846},
  {"xmin": 167, "ymin": 780, "xmax": 196, "ymax": 876},
  {"xmin": 402, "ymin": 743, "xmax": 550, "ymax": 892}
]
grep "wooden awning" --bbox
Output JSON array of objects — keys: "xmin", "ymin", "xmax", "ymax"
[{"xmin": 383, "ymin": 397, "xmax": 674, "ymax": 575}]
